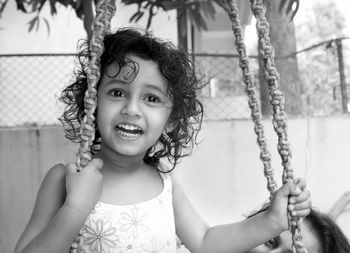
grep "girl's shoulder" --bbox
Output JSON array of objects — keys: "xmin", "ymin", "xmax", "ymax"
[
  {"xmin": 37, "ymin": 163, "xmax": 67, "ymax": 200},
  {"xmin": 44, "ymin": 163, "xmax": 66, "ymax": 183}
]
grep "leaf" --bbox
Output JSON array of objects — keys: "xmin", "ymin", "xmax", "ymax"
[
  {"xmin": 0, "ymin": 0, "xmax": 9, "ymax": 17},
  {"xmin": 134, "ymin": 11, "xmax": 144, "ymax": 22},
  {"xmin": 129, "ymin": 10, "xmax": 142, "ymax": 22},
  {"xmin": 36, "ymin": 0, "xmax": 47, "ymax": 12},
  {"xmin": 27, "ymin": 16, "xmax": 39, "ymax": 32},
  {"xmin": 199, "ymin": 1, "xmax": 216, "ymax": 19},
  {"xmin": 35, "ymin": 15, "xmax": 40, "ymax": 31},
  {"xmin": 43, "ymin": 17, "xmax": 51, "ymax": 35},
  {"xmin": 49, "ymin": 0, "xmax": 57, "ymax": 15},
  {"xmin": 16, "ymin": 1, "xmax": 29, "ymax": 13},
  {"xmin": 190, "ymin": 9, "xmax": 207, "ymax": 30}
]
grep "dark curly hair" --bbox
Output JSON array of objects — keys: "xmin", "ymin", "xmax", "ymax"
[
  {"xmin": 247, "ymin": 206, "xmax": 350, "ymax": 253},
  {"xmin": 59, "ymin": 27, "xmax": 205, "ymax": 171}
]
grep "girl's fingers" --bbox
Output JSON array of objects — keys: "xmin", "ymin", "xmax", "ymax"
[
  {"xmin": 293, "ymin": 241, "xmax": 308, "ymax": 253},
  {"xmin": 294, "ymin": 177, "xmax": 307, "ymax": 190},
  {"xmin": 85, "ymin": 158, "xmax": 103, "ymax": 171},
  {"xmin": 290, "ymin": 208, "xmax": 311, "ymax": 218},
  {"xmin": 66, "ymin": 162, "xmax": 77, "ymax": 173},
  {"xmin": 289, "ymin": 199, "xmax": 312, "ymax": 212},
  {"xmin": 289, "ymin": 188, "xmax": 311, "ymax": 204}
]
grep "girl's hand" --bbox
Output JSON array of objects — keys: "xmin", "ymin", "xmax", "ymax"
[
  {"xmin": 64, "ymin": 158, "xmax": 104, "ymax": 213},
  {"xmin": 266, "ymin": 177, "xmax": 311, "ymax": 231},
  {"xmin": 288, "ymin": 177, "xmax": 312, "ymax": 217}
]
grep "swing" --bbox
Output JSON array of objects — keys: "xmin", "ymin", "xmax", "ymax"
[
  {"xmin": 71, "ymin": 0, "xmax": 305, "ymax": 252},
  {"xmin": 222, "ymin": 1, "xmax": 304, "ymax": 252}
]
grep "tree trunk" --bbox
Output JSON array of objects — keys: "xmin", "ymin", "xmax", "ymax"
[
  {"xmin": 259, "ymin": 0, "xmax": 302, "ymax": 116},
  {"xmin": 82, "ymin": 0, "xmax": 94, "ymax": 40},
  {"xmin": 177, "ymin": 7, "xmax": 188, "ymax": 52}
]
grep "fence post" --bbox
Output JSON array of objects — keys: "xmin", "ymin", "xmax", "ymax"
[{"xmin": 336, "ymin": 38, "xmax": 349, "ymax": 113}]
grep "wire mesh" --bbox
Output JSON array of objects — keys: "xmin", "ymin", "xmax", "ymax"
[
  {"xmin": 0, "ymin": 54, "xmax": 76, "ymax": 127},
  {"xmin": 0, "ymin": 48, "xmax": 348, "ymax": 128},
  {"xmin": 194, "ymin": 53, "xmax": 260, "ymax": 120}
]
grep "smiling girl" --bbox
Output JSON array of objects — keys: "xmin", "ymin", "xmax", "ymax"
[{"xmin": 14, "ymin": 28, "xmax": 311, "ymax": 253}]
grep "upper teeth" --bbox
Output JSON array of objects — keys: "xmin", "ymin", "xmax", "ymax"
[{"xmin": 117, "ymin": 124, "xmax": 141, "ymax": 131}]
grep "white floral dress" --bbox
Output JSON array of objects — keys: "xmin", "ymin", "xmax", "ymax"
[{"xmin": 75, "ymin": 172, "xmax": 177, "ymax": 253}]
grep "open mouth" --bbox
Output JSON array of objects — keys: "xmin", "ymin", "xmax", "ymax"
[{"xmin": 115, "ymin": 123, "xmax": 143, "ymax": 137}]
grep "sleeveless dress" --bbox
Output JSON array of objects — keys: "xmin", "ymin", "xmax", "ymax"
[{"xmin": 76, "ymin": 173, "xmax": 177, "ymax": 253}]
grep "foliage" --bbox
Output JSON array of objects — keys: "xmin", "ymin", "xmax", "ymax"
[
  {"xmin": 122, "ymin": 0, "xmax": 301, "ymax": 32},
  {"xmin": 0, "ymin": 0, "xmax": 301, "ymax": 37},
  {"xmin": 121, "ymin": 0, "xmax": 218, "ymax": 31},
  {"xmin": 295, "ymin": 0, "xmax": 348, "ymax": 115},
  {"xmin": 2, "ymin": 0, "xmax": 89, "ymax": 34}
]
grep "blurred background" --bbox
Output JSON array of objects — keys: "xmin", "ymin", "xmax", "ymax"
[{"xmin": 1, "ymin": 0, "xmax": 350, "ymax": 252}]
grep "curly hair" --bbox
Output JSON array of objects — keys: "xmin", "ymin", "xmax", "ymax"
[
  {"xmin": 59, "ymin": 27, "xmax": 205, "ymax": 171},
  {"xmin": 246, "ymin": 205, "xmax": 350, "ymax": 252}
]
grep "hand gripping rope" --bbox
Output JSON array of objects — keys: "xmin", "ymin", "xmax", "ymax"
[
  {"xmin": 222, "ymin": 0, "xmax": 305, "ymax": 252},
  {"xmin": 70, "ymin": 0, "xmax": 116, "ymax": 252}
]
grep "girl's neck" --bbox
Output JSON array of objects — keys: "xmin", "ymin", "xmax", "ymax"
[{"xmin": 95, "ymin": 145, "xmax": 145, "ymax": 174}]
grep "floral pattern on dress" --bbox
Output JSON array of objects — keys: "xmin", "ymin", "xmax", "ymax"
[
  {"xmin": 82, "ymin": 219, "xmax": 119, "ymax": 253},
  {"xmin": 76, "ymin": 172, "xmax": 176, "ymax": 253},
  {"xmin": 141, "ymin": 236, "xmax": 167, "ymax": 253},
  {"xmin": 118, "ymin": 207, "xmax": 149, "ymax": 238},
  {"xmin": 115, "ymin": 235, "xmax": 141, "ymax": 253}
]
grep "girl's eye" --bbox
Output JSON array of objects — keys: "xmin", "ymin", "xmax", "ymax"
[
  {"xmin": 265, "ymin": 238, "xmax": 277, "ymax": 249},
  {"xmin": 145, "ymin": 95, "xmax": 161, "ymax": 103},
  {"xmin": 109, "ymin": 89, "xmax": 125, "ymax": 97}
]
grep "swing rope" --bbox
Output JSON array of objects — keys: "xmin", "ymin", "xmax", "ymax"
[
  {"xmin": 218, "ymin": 0, "xmax": 277, "ymax": 197},
  {"xmin": 223, "ymin": 0, "xmax": 304, "ymax": 252},
  {"xmin": 76, "ymin": 0, "xmax": 116, "ymax": 172},
  {"xmin": 70, "ymin": 1, "xmax": 116, "ymax": 252}
]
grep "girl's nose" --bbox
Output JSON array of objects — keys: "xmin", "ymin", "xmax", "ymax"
[{"xmin": 121, "ymin": 97, "xmax": 141, "ymax": 117}]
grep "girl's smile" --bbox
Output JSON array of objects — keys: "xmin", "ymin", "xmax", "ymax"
[{"xmin": 115, "ymin": 123, "xmax": 144, "ymax": 139}]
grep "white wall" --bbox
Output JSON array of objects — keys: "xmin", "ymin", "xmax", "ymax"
[
  {"xmin": 1, "ymin": 117, "xmax": 350, "ymax": 252},
  {"xmin": 175, "ymin": 117, "xmax": 350, "ymax": 231}
]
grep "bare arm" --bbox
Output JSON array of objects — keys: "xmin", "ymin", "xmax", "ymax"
[
  {"xmin": 172, "ymin": 176, "xmax": 311, "ymax": 253},
  {"xmin": 14, "ymin": 159, "xmax": 103, "ymax": 253},
  {"xmin": 329, "ymin": 191, "xmax": 350, "ymax": 220}
]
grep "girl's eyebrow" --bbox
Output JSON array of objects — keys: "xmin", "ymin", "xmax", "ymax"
[
  {"xmin": 103, "ymin": 77, "xmax": 130, "ymax": 88},
  {"xmin": 144, "ymin": 84, "xmax": 167, "ymax": 95}
]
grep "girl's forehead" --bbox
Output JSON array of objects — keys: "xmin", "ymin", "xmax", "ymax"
[{"xmin": 101, "ymin": 55, "xmax": 169, "ymax": 92}]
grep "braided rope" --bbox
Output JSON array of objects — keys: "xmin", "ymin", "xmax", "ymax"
[
  {"xmin": 223, "ymin": 0, "xmax": 305, "ymax": 252},
  {"xmin": 249, "ymin": 1, "xmax": 304, "ymax": 252},
  {"xmin": 76, "ymin": 0, "xmax": 116, "ymax": 172},
  {"xmin": 70, "ymin": 1, "xmax": 116, "ymax": 252},
  {"xmin": 222, "ymin": 0, "xmax": 277, "ymax": 197}
]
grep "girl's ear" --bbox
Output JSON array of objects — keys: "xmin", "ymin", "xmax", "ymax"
[{"xmin": 165, "ymin": 121, "xmax": 177, "ymax": 133}]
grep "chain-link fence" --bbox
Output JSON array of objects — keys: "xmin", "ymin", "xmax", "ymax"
[
  {"xmin": 0, "ymin": 54, "xmax": 76, "ymax": 127},
  {"xmin": 194, "ymin": 53, "xmax": 259, "ymax": 121},
  {"xmin": 0, "ymin": 40, "xmax": 349, "ymax": 127}
]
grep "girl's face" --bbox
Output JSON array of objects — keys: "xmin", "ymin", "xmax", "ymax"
[
  {"xmin": 97, "ymin": 54, "xmax": 173, "ymax": 158},
  {"xmin": 245, "ymin": 221, "xmax": 320, "ymax": 253}
]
